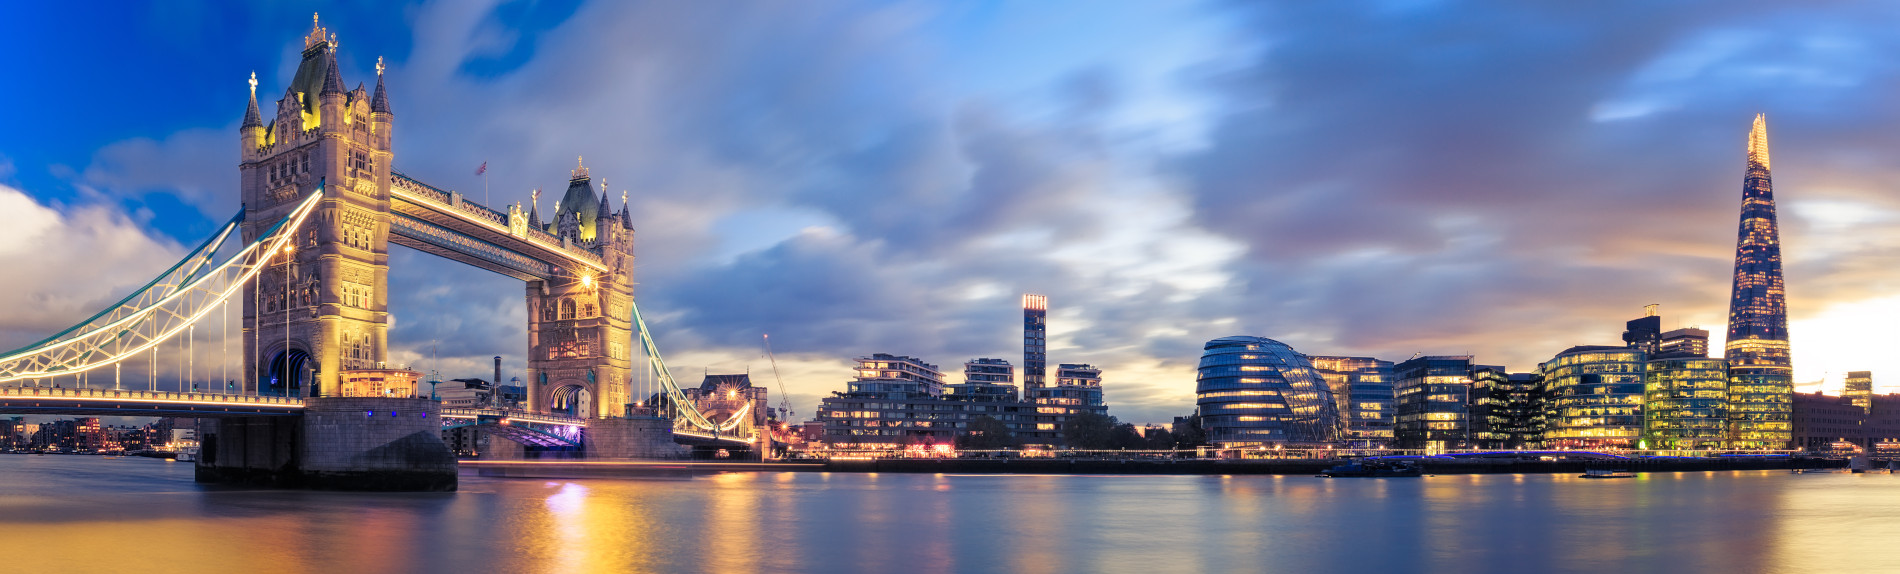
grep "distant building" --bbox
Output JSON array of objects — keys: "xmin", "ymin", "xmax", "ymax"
[
  {"xmin": 1791, "ymin": 391, "xmax": 1864, "ymax": 451},
  {"xmin": 1870, "ymin": 395, "xmax": 1900, "ymax": 453},
  {"xmin": 1196, "ymin": 336, "xmax": 1343, "ymax": 447},
  {"xmin": 437, "ymin": 378, "xmax": 495, "ymax": 408},
  {"xmin": 0, "ymin": 416, "xmax": 19, "ymax": 450},
  {"xmin": 1309, "ymin": 356, "xmax": 1396, "ymax": 448},
  {"xmin": 1623, "ymin": 313, "xmax": 1662, "ymax": 356},
  {"xmin": 949, "ymin": 358, "xmax": 1018, "ymax": 402},
  {"xmin": 1643, "ymin": 357, "xmax": 1730, "ymax": 450},
  {"xmin": 1470, "ymin": 369, "xmax": 1540, "ymax": 449},
  {"xmin": 1845, "ymin": 371, "xmax": 1873, "ymax": 412},
  {"xmin": 1657, "ymin": 328, "xmax": 1709, "ymax": 359},
  {"xmin": 1393, "ymin": 355, "xmax": 1477, "ymax": 451},
  {"xmin": 681, "ymin": 374, "xmax": 772, "ymax": 436},
  {"xmin": 1540, "ymin": 346, "xmax": 1645, "ymax": 449},
  {"xmin": 1031, "ymin": 364, "xmax": 1107, "ymax": 417},
  {"xmin": 813, "ymin": 354, "xmax": 1061, "ymax": 447},
  {"xmin": 1023, "ymin": 294, "xmax": 1048, "ymax": 392}
]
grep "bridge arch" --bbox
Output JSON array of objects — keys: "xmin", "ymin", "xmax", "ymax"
[
  {"xmin": 547, "ymin": 383, "xmax": 592, "ymax": 418},
  {"xmin": 265, "ymin": 347, "xmax": 313, "ymax": 398}
]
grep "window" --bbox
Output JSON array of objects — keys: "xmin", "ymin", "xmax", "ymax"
[{"xmin": 559, "ymin": 299, "xmax": 576, "ymax": 320}]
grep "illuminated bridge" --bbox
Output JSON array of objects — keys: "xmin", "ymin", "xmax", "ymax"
[{"xmin": 0, "ymin": 17, "xmax": 760, "ymax": 489}]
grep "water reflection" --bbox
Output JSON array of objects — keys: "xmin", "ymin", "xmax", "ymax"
[{"xmin": 0, "ymin": 457, "xmax": 1896, "ymax": 573}]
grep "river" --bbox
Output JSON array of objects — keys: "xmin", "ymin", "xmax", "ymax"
[{"xmin": 0, "ymin": 455, "xmax": 1893, "ymax": 573}]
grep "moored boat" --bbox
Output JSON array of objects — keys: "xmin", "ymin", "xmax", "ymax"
[{"xmin": 1581, "ymin": 469, "xmax": 1636, "ymax": 479}]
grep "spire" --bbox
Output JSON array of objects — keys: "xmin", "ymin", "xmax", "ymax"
[
  {"xmin": 620, "ymin": 190, "xmax": 633, "ymax": 229},
  {"xmin": 243, "ymin": 72, "xmax": 263, "ymax": 128},
  {"xmin": 1747, "ymin": 113, "xmax": 1770, "ymax": 171},
  {"xmin": 528, "ymin": 189, "xmax": 543, "ymax": 228},
  {"xmin": 371, "ymin": 56, "xmax": 391, "ymax": 114},
  {"xmin": 320, "ymin": 42, "xmax": 346, "ymax": 97}
]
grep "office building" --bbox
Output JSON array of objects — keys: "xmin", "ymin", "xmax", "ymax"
[
  {"xmin": 1846, "ymin": 371, "xmax": 1873, "ymax": 412},
  {"xmin": 1310, "ymin": 356, "xmax": 1396, "ymax": 448},
  {"xmin": 1470, "ymin": 368, "xmax": 1541, "ymax": 449},
  {"xmin": 1643, "ymin": 357, "xmax": 1730, "ymax": 450},
  {"xmin": 1540, "ymin": 346, "xmax": 1645, "ymax": 449},
  {"xmin": 1657, "ymin": 328, "xmax": 1709, "ymax": 359},
  {"xmin": 1392, "ymin": 355, "xmax": 1478, "ymax": 450},
  {"xmin": 1195, "ymin": 336, "xmax": 1343, "ymax": 446},
  {"xmin": 1791, "ymin": 391, "xmax": 1864, "ymax": 451},
  {"xmin": 1724, "ymin": 114, "xmax": 1794, "ymax": 448}
]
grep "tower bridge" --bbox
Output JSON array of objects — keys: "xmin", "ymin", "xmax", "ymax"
[{"xmin": 0, "ymin": 16, "xmax": 761, "ymax": 490}]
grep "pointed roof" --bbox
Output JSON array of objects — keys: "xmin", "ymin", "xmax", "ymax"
[
  {"xmin": 620, "ymin": 197, "xmax": 633, "ymax": 229},
  {"xmin": 320, "ymin": 47, "xmax": 346, "ymax": 97},
  {"xmin": 1747, "ymin": 113, "xmax": 1770, "ymax": 171},
  {"xmin": 243, "ymin": 72, "xmax": 263, "ymax": 128},
  {"xmin": 528, "ymin": 189, "xmax": 543, "ymax": 228},
  {"xmin": 371, "ymin": 61, "xmax": 391, "ymax": 114}
]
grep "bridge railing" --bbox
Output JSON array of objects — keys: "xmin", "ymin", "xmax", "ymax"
[
  {"xmin": 0, "ymin": 387, "xmax": 304, "ymax": 407},
  {"xmin": 439, "ymin": 407, "xmax": 587, "ymax": 427}
]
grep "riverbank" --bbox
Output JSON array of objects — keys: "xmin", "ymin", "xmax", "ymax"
[{"xmin": 460, "ymin": 455, "xmax": 1850, "ymax": 479}]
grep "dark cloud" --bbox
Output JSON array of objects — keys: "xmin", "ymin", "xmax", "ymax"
[{"xmin": 1174, "ymin": 1, "xmax": 1900, "ymax": 375}]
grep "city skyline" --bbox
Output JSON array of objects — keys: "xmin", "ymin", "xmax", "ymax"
[{"xmin": 10, "ymin": 4, "xmax": 1900, "ymax": 425}]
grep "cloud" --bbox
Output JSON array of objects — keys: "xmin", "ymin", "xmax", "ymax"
[
  {"xmin": 80, "ymin": 128, "xmax": 239, "ymax": 219},
  {"xmin": 0, "ymin": 184, "xmax": 185, "ymax": 349},
  {"xmin": 1169, "ymin": 1, "xmax": 1900, "ymax": 388}
]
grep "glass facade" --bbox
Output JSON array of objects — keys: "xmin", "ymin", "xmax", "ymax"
[
  {"xmin": 1846, "ymin": 371, "xmax": 1873, "ymax": 412},
  {"xmin": 1470, "ymin": 369, "xmax": 1540, "ymax": 449},
  {"xmin": 1724, "ymin": 114, "xmax": 1792, "ymax": 448},
  {"xmin": 1309, "ymin": 356, "xmax": 1395, "ymax": 448},
  {"xmin": 1393, "ymin": 356, "xmax": 1477, "ymax": 451},
  {"xmin": 1540, "ymin": 346, "xmax": 1645, "ymax": 449},
  {"xmin": 1643, "ymin": 358, "xmax": 1729, "ymax": 450},
  {"xmin": 1195, "ymin": 336, "xmax": 1342, "ymax": 446}
]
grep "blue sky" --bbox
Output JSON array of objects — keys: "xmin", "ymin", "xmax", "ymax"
[{"xmin": 5, "ymin": 1, "xmax": 1900, "ymax": 424}]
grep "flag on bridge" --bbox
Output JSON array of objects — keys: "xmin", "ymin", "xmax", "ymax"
[{"xmin": 475, "ymin": 161, "xmax": 487, "ymax": 176}]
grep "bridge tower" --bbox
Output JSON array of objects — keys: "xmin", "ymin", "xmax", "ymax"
[
  {"xmin": 524, "ymin": 162, "xmax": 636, "ymax": 418},
  {"xmin": 239, "ymin": 16, "xmax": 394, "ymax": 397}
]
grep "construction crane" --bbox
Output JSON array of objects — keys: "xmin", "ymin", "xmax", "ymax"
[{"xmin": 763, "ymin": 334, "xmax": 794, "ymax": 422}]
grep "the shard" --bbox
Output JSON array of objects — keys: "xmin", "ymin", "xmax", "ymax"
[{"xmin": 1723, "ymin": 114, "xmax": 1793, "ymax": 448}]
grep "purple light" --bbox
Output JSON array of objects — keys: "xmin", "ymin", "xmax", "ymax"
[
  {"xmin": 365, "ymin": 410, "xmax": 373, "ymax": 417},
  {"xmin": 391, "ymin": 411, "xmax": 399, "ymax": 417}
]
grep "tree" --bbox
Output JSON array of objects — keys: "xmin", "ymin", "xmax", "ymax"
[
  {"xmin": 1142, "ymin": 426, "xmax": 1176, "ymax": 450},
  {"xmin": 955, "ymin": 415, "xmax": 1019, "ymax": 450},
  {"xmin": 1062, "ymin": 413, "xmax": 1119, "ymax": 450},
  {"xmin": 1108, "ymin": 423, "xmax": 1145, "ymax": 450},
  {"xmin": 1172, "ymin": 414, "xmax": 1207, "ymax": 449}
]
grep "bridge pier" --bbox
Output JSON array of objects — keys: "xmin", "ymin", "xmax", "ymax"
[
  {"xmin": 197, "ymin": 397, "xmax": 456, "ymax": 491},
  {"xmin": 583, "ymin": 416, "xmax": 689, "ymax": 459}
]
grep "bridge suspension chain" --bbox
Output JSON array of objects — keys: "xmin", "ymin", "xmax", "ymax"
[
  {"xmin": 0, "ymin": 190, "xmax": 324, "ymax": 384},
  {"xmin": 628, "ymin": 299, "xmax": 742, "ymax": 432}
]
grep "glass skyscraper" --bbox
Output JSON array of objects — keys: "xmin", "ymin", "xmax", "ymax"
[
  {"xmin": 1540, "ymin": 346, "xmax": 1646, "ymax": 449},
  {"xmin": 1725, "ymin": 115, "xmax": 1793, "ymax": 449},
  {"xmin": 1393, "ymin": 355, "xmax": 1478, "ymax": 451},
  {"xmin": 1195, "ymin": 336, "xmax": 1343, "ymax": 446},
  {"xmin": 1643, "ymin": 358, "xmax": 1730, "ymax": 450},
  {"xmin": 1309, "ymin": 356, "xmax": 1395, "ymax": 448}
]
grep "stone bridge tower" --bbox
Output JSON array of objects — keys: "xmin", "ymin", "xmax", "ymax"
[
  {"xmin": 238, "ymin": 16, "xmax": 393, "ymax": 397},
  {"xmin": 524, "ymin": 162, "xmax": 637, "ymax": 418}
]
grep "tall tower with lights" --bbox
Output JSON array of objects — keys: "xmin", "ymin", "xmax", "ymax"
[
  {"xmin": 1022, "ymin": 294, "xmax": 1048, "ymax": 391},
  {"xmin": 1724, "ymin": 114, "xmax": 1793, "ymax": 448}
]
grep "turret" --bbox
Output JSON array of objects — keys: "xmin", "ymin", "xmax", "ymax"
[
  {"xmin": 241, "ymin": 72, "xmax": 265, "ymax": 157},
  {"xmin": 318, "ymin": 44, "xmax": 346, "ymax": 132}
]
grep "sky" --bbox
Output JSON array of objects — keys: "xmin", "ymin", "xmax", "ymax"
[{"xmin": 4, "ymin": 1, "xmax": 1900, "ymax": 425}]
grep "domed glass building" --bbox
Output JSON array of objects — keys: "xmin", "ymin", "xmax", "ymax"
[{"xmin": 1195, "ymin": 336, "xmax": 1343, "ymax": 446}]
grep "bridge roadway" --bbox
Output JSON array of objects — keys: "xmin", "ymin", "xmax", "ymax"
[{"xmin": 0, "ymin": 387, "xmax": 302, "ymax": 417}]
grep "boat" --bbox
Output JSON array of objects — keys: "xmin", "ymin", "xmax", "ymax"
[
  {"xmin": 1581, "ymin": 469, "xmax": 1636, "ymax": 479},
  {"xmin": 1790, "ymin": 468, "xmax": 1835, "ymax": 474},
  {"xmin": 1321, "ymin": 460, "xmax": 1422, "ymax": 477}
]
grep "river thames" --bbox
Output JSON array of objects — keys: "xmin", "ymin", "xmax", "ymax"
[{"xmin": 0, "ymin": 456, "xmax": 1893, "ymax": 573}]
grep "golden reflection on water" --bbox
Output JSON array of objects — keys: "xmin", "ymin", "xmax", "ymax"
[{"xmin": 4, "ymin": 457, "xmax": 1900, "ymax": 573}]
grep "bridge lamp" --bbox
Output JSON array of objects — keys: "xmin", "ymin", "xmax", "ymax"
[{"xmin": 579, "ymin": 272, "xmax": 595, "ymax": 289}]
